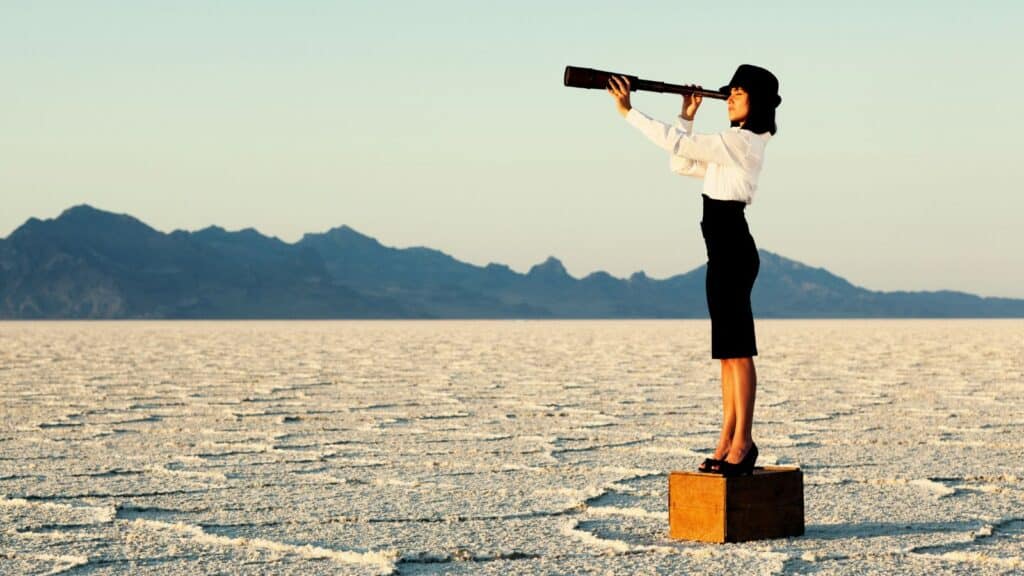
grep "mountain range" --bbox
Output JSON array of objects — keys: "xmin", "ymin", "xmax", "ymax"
[{"xmin": 1, "ymin": 204, "xmax": 1021, "ymax": 318}]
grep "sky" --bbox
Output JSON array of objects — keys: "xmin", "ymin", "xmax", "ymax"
[{"xmin": 2, "ymin": 1, "xmax": 1023, "ymax": 298}]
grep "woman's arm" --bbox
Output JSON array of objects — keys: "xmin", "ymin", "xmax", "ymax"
[
  {"xmin": 607, "ymin": 74, "xmax": 741, "ymax": 169},
  {"xmin": 669, "ymin": 115, "xmax": 707, "ymax": 178},
  {"xmin": 625, "ymin": 108, "xmax": 749, "ymax": 166}
]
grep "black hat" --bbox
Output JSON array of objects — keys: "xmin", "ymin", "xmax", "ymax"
[{"xmin": 719, "ymin": 64, "xmax": 782, "ymax": 108}]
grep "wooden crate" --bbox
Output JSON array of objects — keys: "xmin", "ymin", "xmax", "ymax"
[{"xmin": 668, "ymin": 466, "xmax": 804, "ymax": 543}]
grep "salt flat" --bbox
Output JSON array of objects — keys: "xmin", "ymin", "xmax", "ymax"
[{"xmin": 1, "ymin": 319, "xmax": 1022, "ymax": 575}]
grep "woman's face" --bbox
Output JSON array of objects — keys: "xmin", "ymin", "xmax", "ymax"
[{"xmin": 727, "ymin": 87, "xmax": 749, "ymax": 125}]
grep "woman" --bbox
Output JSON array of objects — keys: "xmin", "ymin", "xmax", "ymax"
[{"xmin": 606, "ymin": 64, "xmax": 781, "ymax": 477}]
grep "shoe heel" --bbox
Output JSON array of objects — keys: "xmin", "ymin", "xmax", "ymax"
[{"xmin": 720, "ymin": 442, "xmax": 758, "ymax": 477}]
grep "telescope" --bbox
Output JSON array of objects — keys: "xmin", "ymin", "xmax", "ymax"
[{"xmin": 563, "ymin": 65, "xmax": 727, "ymax": 100}]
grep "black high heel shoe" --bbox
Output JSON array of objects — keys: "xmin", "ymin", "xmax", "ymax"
[
  {"xmin": 717, "ymin": 442, "xmax": 758, "ymax": 477},
  {"xmin": 697, "ymin": 444, "xmax": 732, "ymax": 473},
  {"xmin": 697, "ymin": 456, "xmax": 724, "ymax": 473}
]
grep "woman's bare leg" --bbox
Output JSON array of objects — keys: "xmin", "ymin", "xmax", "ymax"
[
  {"xmin": 723, "ymin": 357, "xmax": 757, "ymax": 464},
  {"xmin": 714, "ymin": 360, "xmax": 737, "ymax": 459}
]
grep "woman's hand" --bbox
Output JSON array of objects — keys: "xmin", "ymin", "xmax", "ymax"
[
  {"xmin": 681, "ymin": 84, "xmax": 702, "ymax": 120},
  {"xmin": 606, "ymin": 75, "xmax": 631, "ymax": 118}
]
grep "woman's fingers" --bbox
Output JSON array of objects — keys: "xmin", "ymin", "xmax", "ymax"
[
  {"xmin": 607, "ymin": 75, "xmax": 631, "ymax": 114},
  {"xmin": 607, "ymin": 75, "xmax": 629, "ymax": 93},
  {"xmin": 607, "ymin": 76, "xmax": 621, "ymax": 100}
]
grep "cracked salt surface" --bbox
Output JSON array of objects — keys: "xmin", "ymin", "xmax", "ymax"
[{"xmin": 1, "ymin": 319, "xmax": 1023, "ymax": 574}]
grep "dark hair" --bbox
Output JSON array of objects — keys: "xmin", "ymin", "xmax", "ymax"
[{"xmin": 729, "ymin": 88, "xmax": 777, "ymax": 136}]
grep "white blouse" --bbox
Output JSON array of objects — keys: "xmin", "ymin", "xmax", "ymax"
[{"xmin": 624, "ymin": 108, "xmax": 772, "ymax": 205}]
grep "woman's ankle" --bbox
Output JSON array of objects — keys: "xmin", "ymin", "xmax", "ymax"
[{"xmin": 715, "ymin": 437, "xmax": 732, "ymax": 457}]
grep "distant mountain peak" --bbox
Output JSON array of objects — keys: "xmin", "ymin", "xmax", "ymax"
[
  {"xmin": 58, "ymin": 203, "xmax": 104, "ymax": 218},
  {"xmin": 302, "ymin": 224, "xmax": 383, "ymax": 249},
  {"xmin": 527, "ymin": 256, "xmax": 572, "ymax": 279},
  {"xmin": 237, "ymin": 227, "xmax": 265, "ymax": 238},
  {"xmin": 55, "ymin": 204, "xmax": 146, "ymax": 226},
  {"xmin": 7, "ymin": 203, "xmax": 156, "ymax": 241},
  {"xmin": 331, "ymin": 224, "xmax": 371, "ymax": 238}
]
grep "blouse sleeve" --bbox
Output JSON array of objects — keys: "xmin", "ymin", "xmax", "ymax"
[
  {"xmin": 668, "ymin": 115, "xmax": 707, "ymax": 179},
  {"xmin": 625, "ymin": 108, "xmax": 749, "ymax": 167}
]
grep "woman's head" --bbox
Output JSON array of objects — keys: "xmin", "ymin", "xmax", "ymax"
[
  {"xmin": 720, "ymin": 64, "xmax": 781, "ymax": 136},
  {"xmin": 727, "ymin": 87, "xmax": 749, "ymax": 125},
  {"xmin": 728, "ymin": 87, "xmax": 777, "ymax": 136}
]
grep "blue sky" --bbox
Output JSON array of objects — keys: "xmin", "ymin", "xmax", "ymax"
[{"xmin": 2, "ymin": 1, "xmax": 1022, "ymax": 297}]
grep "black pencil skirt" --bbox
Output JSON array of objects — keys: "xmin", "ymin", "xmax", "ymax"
[{"xmin": 699, "ymin": 194, "xmax": 759, "ymax": 359}]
